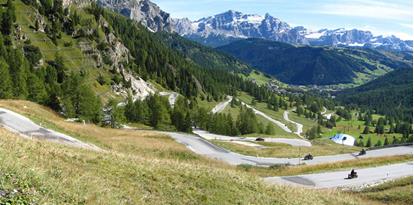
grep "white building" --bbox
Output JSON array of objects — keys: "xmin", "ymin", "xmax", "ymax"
[{"xmin": 330, "ymin": 133, "xmax": 355, "ymax": 146}]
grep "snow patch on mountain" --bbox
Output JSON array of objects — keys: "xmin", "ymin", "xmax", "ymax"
[{"xmin": 172, "ymin": 10, "xmax": 412, "ymax": 51}]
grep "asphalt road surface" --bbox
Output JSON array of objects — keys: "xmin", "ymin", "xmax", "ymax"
[
  {"xmin": 240, "ymin": 101, "xmax": 293, "ymax": 133},
  {"xmin": 166, "ymin": 131, "xmax": 412, "ymax": 166},
  {"xmin": 283, "ymin": 111, "xmax": 303, "ymax": 137},
  {"xmin": 0, "ymin": 108, "xmax": 100, "ymax": 151},
  {"xmin": 193, "ymin": 129, "xmax": 311, "ymax": 147},
  {"xmin": 211, "ymin": 96, "xmax": 233, "ymax": 114},
  {"xmin": 264, "ymin": 162, "xmax": 413, "ymax": 189}
]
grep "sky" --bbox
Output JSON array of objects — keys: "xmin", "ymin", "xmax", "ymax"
[{"xmin": 152, "ymin": 0, "xmax": 413, "ymax": 40}]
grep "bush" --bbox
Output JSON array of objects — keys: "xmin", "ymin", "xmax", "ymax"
[{"xmin": 63, "ymin": 41, "xmax": 73, "ymax": 47}]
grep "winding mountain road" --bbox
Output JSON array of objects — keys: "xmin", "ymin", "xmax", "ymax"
[
  {"xmin": 159, "ymin": 92, "xmax": 179, "ymax": 107},
  {"xmin": 264, "ymin": 162, "xmax": 413, "ymax": 189},
  {"xmin": 211, "ymin": 96, "xmax": 293, "ymax": 134},
  {"xmin": 0, "ymin": 108, "xmax": 101, "ymax": 151},
  {"xmin": 167, "ymin": 130, "xmax": 412, "ymax": 166},
  {"xmin": 211, "ymin": 96, "xmax": 233, "ymax": 114},
  {"xmin": 321, "ymin": 107, "xmax": 333, "ymax": 120},
  {"xmin": 1, "ymin": 107, "xmax": 412, "ymax": 189},
  {"xmin": 283, "ymin": 111, "xmax": 303, "ymax": 137},
  {"xmin": 240, "ymin": 101, "xmax": 293, "ymax": 133},
  {"xmin": 193, "ymin": 129, "xmax": 311, "ymax": 147}
]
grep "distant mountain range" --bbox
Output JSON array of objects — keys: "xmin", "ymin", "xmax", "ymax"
[
  {"xmin": 218, "ymin": 38, "xmax": 412, "ymax": 85},
  {"xmin": 86, "ymin": 1, "xmax": 412, "ymax": 51},
  {"xmin": 172, "ymin": 10, "xmax": 413, "ymax": 51}
]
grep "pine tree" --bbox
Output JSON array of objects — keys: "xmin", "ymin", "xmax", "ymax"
[
  {"xmin": 388, "ymin": 124, "xmax": 395, "ymax": 134},
  {"xmin": 375, "ymin": 139, "xmax": 383, "ymax": 147},
  {"xmin": 27, "ymin": 73, "xmax": 48, "ymax": 103},
  {"xmin": 392, "ymin": 136, "xmax": 399, "ymax": 145},
  {"xmin": 0, "ymin": 59, "xmax": 12, "ymax": 98},
  {"xmin": 147, "ymin": 95, "xmax": 169, "ymax": 128},
  {"xmin": 296, "ymin": 106, "xmax": 304, "ymax": 116},
  {"xmin": 1, "ymin": 0, "xmax": 15, "ymax": 35},
  {"xmin": 383, "ymin": 137, "xmax": 389, "ymax": 146},
  {"xmin": 78, "ymin": 85, "xmax": 102, "ymax": 123},
  {"xmin": 107, "ymin": 99, "xmax": 126, "ymax": 128},
  {"xmin": 358, "ymin": 139, "xmax": 364, "ymax": 147},
  {"xmin": 362, "ymin": 126, "xmax": 370, "ymax": 134},
  {"xmin": 265, "ymin": 123, "xmax": 275, "ymax": 135},
  {"xmin": 365, "ymin": 137, "xmax": 372, "ymax": 147},
  {"xmin": 353, "ymin": 139, "xmax": 359, "ymax": 147}
]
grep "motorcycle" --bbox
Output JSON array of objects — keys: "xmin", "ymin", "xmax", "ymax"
[
  {"xmin": 358, "ymin": 149, "xmax": 366, "ymax": 156},
  {"xmin": 347, "ymin": 170, "xmax": 358, "ymax": 179},
  {"xmin": 303, "ymin": 154, "xmax": 313, "ymax": 160}
]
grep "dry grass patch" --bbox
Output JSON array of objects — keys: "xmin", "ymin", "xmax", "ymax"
[
  {"xmin": 238, "ymin": 155, "xmax": 412, "ymax": 177},
  {"xmin": 0, "ymin": 100, "xmax": 226, "ymax": 166},
  {"xmin": 0, "ymin": 128, "xmax": 365, "ymax": 205},
  {"xmin": 352, "ymin": 177, "xmax": 413, "ymax": 205},
  {"xmin": 213, "ymin": 138, "xmax": 360, "ymax": 158}
]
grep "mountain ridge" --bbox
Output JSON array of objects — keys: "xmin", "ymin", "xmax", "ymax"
[
  {"xmin": 64, "ymin": 1, "xmax": 412, "ymax": 51},
  {"xmin": 172, "ymin": 10, "xmax": 413, "ymax": 51},
  {"xmin": 218, "ymin": 38, "xmax": 412, "ymax": 85}
]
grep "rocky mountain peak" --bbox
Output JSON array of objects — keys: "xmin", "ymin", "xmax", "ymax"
[
  {"xmin": 172, "ymin": 10, "xmax": 412, "ymax": 51},
  {"xmin": 96, "ymin": 0, "xmax": 173, "ymax": 32}
]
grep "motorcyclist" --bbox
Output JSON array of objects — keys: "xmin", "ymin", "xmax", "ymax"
[{"xmin": 350, "ymin": 169, "xmax": 356, "ymax": 176}]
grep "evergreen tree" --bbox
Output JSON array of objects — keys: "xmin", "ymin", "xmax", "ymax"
[
  {"xmin": 78, "ymin": 84, "xmax": 102, "ymax": 123},
  {"xmin": 1, "ymin": 0, "xmax": 15, "ymax": 35},
  {"xmin": 362, "ymin": 126, "xmax": 370, "ymax": 134},
  {"xmin": 27, "ymin": 73, "xmax": 47, "ymax": 103},
  {"xmin": 388, "ymin": 124, "xmax": 395, "ymax": 134},
  {"xmin": 107, "ymin": 99, "xmax": 126, "ymax": 128},
  {"xmin": 0, "ymin": 59, "xmax": 12, "ymax": 98},
  {"xmin": 365, "ymin": 137, "xmax": 372, "ymax": 147},
  {"xmin": 383, "ymin": 137, "xmax": 389, "ymax": 146},
  {"xmin": 353, "ymin": 139, "xmax": 359, "ymax": 146},
  {"xmin": 236, "ymin": 106, "xmax": 258, "ymax": 135},
  {"xmin": 296, "ymin": 106, "xmax": 304, "ymax": 116},
  {"xmin": 265, "ymin": 123, "xmax": 275, "ymax": 135},
  {"xmin": 147, "ymin": 95, "xmax": 169, "ymax": 128},
  {"xmin": 375, "ymin": 117, "xmax": 385, "ymax": 134},
  {"xmin": 375, "ymin": 139, "xmax": 383, "ymax": 147},
  {"xmin": 358, "ymin": 139, "xmax": 364, "ymax": 147},
  {"xmin": 392, "ymin": 136, "xmax": 399, "ymax": 145}
]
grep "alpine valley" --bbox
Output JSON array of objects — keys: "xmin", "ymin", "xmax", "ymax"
[{"xmin": 0, "ymin": 0, "xmax": 412, "ymax": 204}]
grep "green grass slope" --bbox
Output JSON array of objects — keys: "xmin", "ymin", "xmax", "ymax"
[
  {"xmin": 0, "ymin": 100, "xmax": 367, "ymax": 205},
  {"xmin": 337, "ymin": 68, "xmax": 413, "ymax": 122}
]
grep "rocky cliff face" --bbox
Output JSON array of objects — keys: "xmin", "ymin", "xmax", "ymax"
[
  {"xmin": 97, "ymin": 0, "xmax": 173, "ymax": 32},
  {"xmin": 63, "ymin": 0, "xmax": 173, "ymax": 32}
]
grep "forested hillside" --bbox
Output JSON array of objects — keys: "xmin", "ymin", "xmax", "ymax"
[
  {"xmin": 157, "ymin": 32, "xmax": 252, "ymax": 73},
  {"xmin": 0, "ymin": 0, "xmax": 103, "ymax": 123},
  {"xmin": 218, "ymin": 38, "xmax": 411, "ymax": 85},
  {"xmin": 337, "ymin": 68, "xmax": 413, "ymax": 122}
]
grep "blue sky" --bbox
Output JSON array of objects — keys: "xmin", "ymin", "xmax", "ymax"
[{"xmin": 152, "ymin": 0, "xmax": 413, "ymax": 40}]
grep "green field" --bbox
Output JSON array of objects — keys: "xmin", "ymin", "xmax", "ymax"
[{"xmin": 322, "ymin": 117, "xmax": 403, "ymax": 146}]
